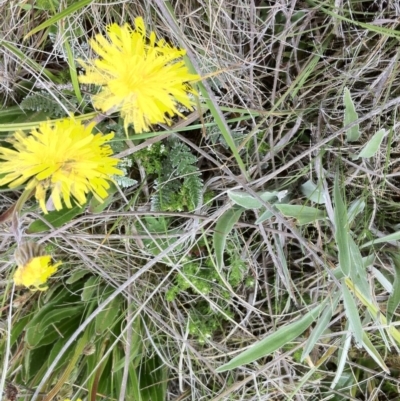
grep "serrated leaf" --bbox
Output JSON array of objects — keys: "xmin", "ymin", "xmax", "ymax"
[
  {"xmin": 27, "ymin": 205, "xmax": 85, "ymax": 233},
  {"xmin": 300, "ymin": 180, "xmax": 326, "ymax": 204},
  {"xmin": 214, "ymin": 206, "xmax": 244, "ymax": 269},
  {"xmin": 216, "ymin": 302, "xmax": 325, "ymax": 372},
  {"xmin": 228, "ymin": 190, "xmax": 287, "ymax": 209},
  {"xmin": 342, "ymin": 280, "xmax": 363, "ymax": 346},
  {"xmin": 343, "ymin": 87, "xmax": 360, "ymax": 142},
  {"xmin": 275, "ymin": 204, "xmax": 326, "ymax": 225},
  {"xmin": 353, "ymin": 129, "xmax": 387, "ymax": 160}
]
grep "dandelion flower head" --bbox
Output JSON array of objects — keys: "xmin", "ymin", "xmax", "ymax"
[
  {"xmin": 0, "ymin": 118, "xmax": 122, "ymax": 213},
  {"xmin": 79, "ymin": 17, "xmax": 199, "ymax": 133},
  {"xmin": 14, "ymin": 242, "xmax": 61, "ymax": 291}
]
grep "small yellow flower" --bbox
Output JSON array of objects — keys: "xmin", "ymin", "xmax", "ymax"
[
  {"xmin": 14, "ymin": 242, "xmax": 60, "ymax": 291},
  {"xmin": 79, "ymin": 17, "xmax": 199, "ymax": 134},
  {"xmin": 0, "ymin": 118, "xmax": 123, "ymax": 213}
]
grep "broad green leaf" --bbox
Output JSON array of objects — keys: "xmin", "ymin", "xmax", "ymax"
[
  {"xmin": 347, "ymin": 198, "xmax": 365, "ymax": 225},
  {"xmin": 216, "ymin": 302, "xmax": 325, "ymax": 372},
  {"xmin": 95, "ymin": 288, "xmax": 121, "ymax": 335},
  {"xmin": 228, "ymin": 190, "xmax": 287, "ymax": 209},
  {"xmin": 300, "ymin": 180, "xmax": 326, "ymax": 204},
  {"xmin": 387, "ymin": 256, "xmax": 400, "ymax": 324},
  {"xmin": 301, "ymin": 293, "xmax": 340, "ymax": 361},
  {"xmin": 81, "ymin": 276, "xmax": 100, "ymax": 302},
  {"xmin": 343, "ymin": 87, "xmax": 360, "ymax": 142},
  {"xmin": 342, "ymin": 280, "xmax": 363, "ymax": 346},
  {"xmin": 27, "ymin": 205, "xmax": 85, "ymax": 233},
  {"xmin": 214, "ymin": 206, "xmax": 244, "ymax": 269},
  {"xmin": 348, "ymin": 236, "xmax": 371, "ymax": 301},
  {"xmin": 354, "ymin": 129, "xmax": 387, "ymax": 159},
  {"xmin": 275, "ymin": 204, "xmax": 326, "ymax": 225},
  {"xmin": 362, "ymin": 332, "xmax": 389, "ymax": 373},
  {"xmin": 255, "ymin": 209, "xmax": 274, "ymax": 224},
  {"xmin": 334, "ymin": 175, "xmax": 351, "ymax": 276},
  {"xmin": 66, "ymin": 269, "xmax": 90, "ymax": 284}
]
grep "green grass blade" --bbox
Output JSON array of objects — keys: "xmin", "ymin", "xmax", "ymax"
[
  {"xmin": 216, "ymin": 302, "xmax": 325, "ymax": 372},
  {"xmin": 333, "ymin": 174, "xmax": 351, "ymax": 276},
  {"xmin": 362, "ymin": 332, "xmax": 389, "ymax": 373},
  {"xmin": 301, "ymin": 293, "xmax": 340, "ymax": 361},
  {"xmin": 342, "ymin": 279, "xmax": 363, "ymax": 346},
  {"xmin": 343, "ymin": 87, "xmax": 360, "ymax": 142},
  {"xmin": 24, "ymin": 0, "xmax": 93, "ymax": 40},
  {"xmin": 386, "ymin": 255, "xmax": 400, "ymax": 324},
  {"xmin": 213, "ymin": 206, "xmax": 244, "ymax": 269}
]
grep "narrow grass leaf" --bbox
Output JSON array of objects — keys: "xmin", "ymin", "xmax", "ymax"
[
  {"xmin": 386, "ymin": 256, "xmax": 400, "ymax": 324},
  {"xmin": 331, "ymin": 328, "xmax": 352, "ymax": 389},
  {"xmin": 342, "ymin": 279, "xmax": 363, "ymax": 346},
  {"xmin": 214, "ymin": 206, "xmax": 244, "ymax": 269},
  {"xmin": 300, "ymin": 180, "xmax": 326, "ymax": 204},
  {"xmin": 343, "ymin": 87, "xmax": 360, "ymax": 142},
  {"xmin": 362, "ymin": 332, "xmax": 389, "ymax": 373},
  {"xmin": 301, "ymin": 293, "xmax": 340, "ymax": 361},
  {"xmin": 348, "ymin": 236, "xmax": 371, "ymax": 302},
  {"xmin": 361, "ymin": 231, "xmax": 400, "ymax": 249},
  {"xmin": 24, "ymin": 0, "xmax": 93, "ymax": 40},
  {"xmin": 333, "ymin": 174, "xmax": 351, "ymax": 276},
  {"xmin": 354, "ymin": 129, "xmax": 387, "ymax": 159},
  {"xmin": 216, "ymin": 302, "xmax": 325, "ymax": 372},
  {"xmin": 275, "ymin": 204, "xmax": 326, "ymax": 225}
]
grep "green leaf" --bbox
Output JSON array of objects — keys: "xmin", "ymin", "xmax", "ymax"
[
  {"xmin": 275, "ymin": 204, "xmax": 326, "ymax": 225},
  {"xmin": 213, "ymin": 206, "xmax": 244, "ymax": 269},
  {"xmin": 361, "ymin": 230, "xmax": 400, "ymax": 249},
  {"xmin": 300, "ymin": 180, "xmax": 326, "ymax": 204},
  {"xmin": 333, "ymin": 174, "xmax": 351, "ymax": 276},
  {"xmin": 387, "ymin": 256, "xmax": 400, "ymax": 324},
  {"xmin": 27, "ymin": 205, "xmax": 85, "ymax": 233},
  {"xmin": 362, "ymin": 332, "xmax": 389, "ymax": 373},
  {"xmin": 66, "ymin": 269, "xmax": 90, "ymax": 284},
  {"xmin": 95, "ymin": 288, "xmax": 121, "ymax": 335},
  {"xmin": 216, "ymin": 302, "xmax": 325, "ymax": 372},
  {"xmin": 343, "ymin": 87, "xmax": 360, "ymax": 142},
  {"xmin": 301, "ymin": 293, "xmax": 340, "ymax": 361},
  {"xmin": 342, "ymin": 280, "xmax": 363, "ymax": 346},
  {"xmin": 88, "ymin": 182, "xmax": 118, "ymax": 213},
  {"xmin": 353, "ymin": 129, "xmax": 387, "ymax": 159},
  {"xmin": 255, "ymin": 209, "xmax": 274, "ymax": 224},
  {"xmin": 24, "ymin": 0, "xmax": 93, "ymax": 39},
  {"xmin": 81, "ymin": 276, "xmax": 100, "ymax": 302},
  {"xmin": 348, "ymin": 236, "xmax": 371, "ymax": 302},
  {"xmin": 228, "ymin": 190, "xmax": 287, "ymax": 209}
]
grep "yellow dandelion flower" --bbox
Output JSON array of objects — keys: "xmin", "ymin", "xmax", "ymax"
[
  {"xmin": 79, "ymin": 17, "xmax": 199, "ymax": 134},
  {"xmin": 14, "ymin": 242, "xmax": 61, "ymax": 291},
  {"xmin": 0, "ymin": 118, "xmax": 123, "ymax": 213}
]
